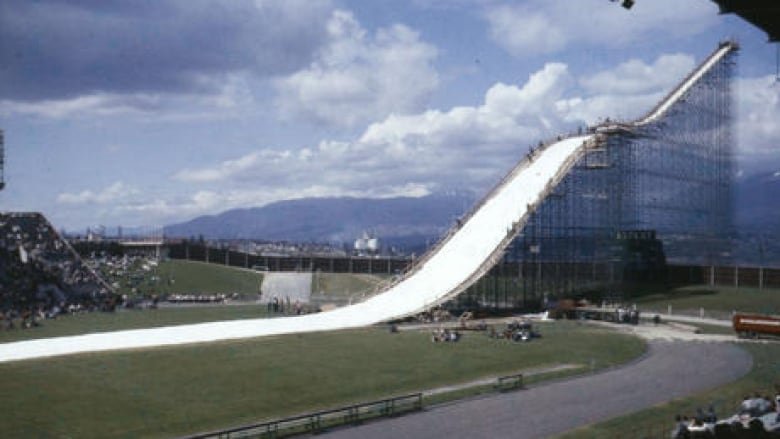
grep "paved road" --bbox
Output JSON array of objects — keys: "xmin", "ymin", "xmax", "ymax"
[{"xmin": 324, "ymin": 341, "xmax": 751, "ymax": 439}]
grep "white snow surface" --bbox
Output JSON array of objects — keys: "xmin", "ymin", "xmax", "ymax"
[
  {"xmin": 638, "ymin": 43, "xmax": 733, "ymax": 126},
  {"xmin": 261, "ymin": 272, "xmax": 312, "ymax": 303},
  {"xmin": 0, "ymin": 136, "xmax": 589, "ymax": 363}
]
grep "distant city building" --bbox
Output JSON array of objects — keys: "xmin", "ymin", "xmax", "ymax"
[{"xmin": 354, "ymin": 231, "xmax": 380, "ymax": 256}]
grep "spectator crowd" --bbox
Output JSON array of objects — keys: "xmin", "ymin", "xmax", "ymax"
[
  {"xmin": 0, "ymin": 212, "xmax": 118, "ymax": 329},
  {"xmin": 671, "ymin": 386, "xmax": 780, "ymax": 438}
]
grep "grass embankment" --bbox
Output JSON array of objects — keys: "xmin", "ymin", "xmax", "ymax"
[
  {"xmin": 102, "ymin": 259, "xmax": 264, "ymax": 297},
  {"xmin": 156, "ymin": 260, "xmax": 263, "ymax": 295},
  {"xmin": 556, "ymin": 342, "xmax": 780, "ymax": 439},
  {"xmin": 635, "ymin": 285, "xmax": 780, "ymax": 317},
  {"xmin": 632, "ymin": 284, "xmax": 780, "ymax": 334},
  {"xmin": 0, "ymin": 321, "xmax": 644, "ymax": 438},
  {"xmin": 311, "ymin": 272, "xmax": 387, "ymax": 304},
  {"xmin": 0, "ymin": 260, "xmax": 268, "ymax": 343}
]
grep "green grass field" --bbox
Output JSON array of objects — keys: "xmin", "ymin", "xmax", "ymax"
[
  {"xmin": 9, "ymin": 263, "xmax": 775, "ymax": 438},
  {"xmin": 635, "ymin": 285, "xmax": 780, "ymax": 318},
  {"xmin": 556, "ymin": 342, "xmax": 780, "ymax": 439},
  {"xmin": 103, "ymin": 259, "xmax": 264, "ymax": 297},
  {"xmin": 0, "ymin": 259, "xmax": 269, "ymax": 343},
  {"xmin": 0, "ymin": 321, "xmax": 644, "ymax": 438},
  {"xmin": 311, "ymin": 272, "xmax": 387, "ymax": 304},
  {"xmin": 314, "ymin": 272, "xmax": 385, "ymax": 296},
  {"xmin": 156, "ymin": 260, "xmax": 264, "ymax": 295}
]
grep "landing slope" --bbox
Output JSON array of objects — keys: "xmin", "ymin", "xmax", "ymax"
[{"xmin": 0, "ymin": 136, "xmax": 590, "ymax": 362}]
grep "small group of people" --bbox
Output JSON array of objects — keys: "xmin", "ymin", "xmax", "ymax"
[
  {"xmin": 167, "ymin": 293, "xmax": 227, "ymax": 304},
  {"xmin": 2, "ymin": 296, "xmax": 121, "ymax": 331},
  {"xmin": 266, "ymin": 296, "xmax": 305, "ymax": 315},
  {"xmin": 431, "ymin": 328, "xmax": 460, "ymax": 343},
  {"xmin": 417, "ymin": 308, "xmax": 454, "ymax": 324},
  {"xmin": 738, "ymin": 393, "xmax": 780, "ymax": 418},
  {"xmin": 487, "ymin": 320, "xmax": 539, "ymax": 342},
  {"xmin": 672, "ymin": 406, "xmax": 719, "ymax": 438},
  {"xmin": 615, "ymin": 307, "xmax": 640, "ymax": 325},
  {"xmin": 2, "ymin": 308, "xmax": 41, "ymax": 330},
  {"xmin": 671, "ymin": 386, "xmax": 780, "ymax": 438}
]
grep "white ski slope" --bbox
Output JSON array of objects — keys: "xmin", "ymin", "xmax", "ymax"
[
  {"xmin": 0, "ymin": 136, "xmax": 590, "ymax": 363},
  {"xmin": 638, "ymin": 42, "xmax": 734, "ymax": 126},
  {"xmin": 0, "ymin": 42, "xmax": 739, "ymax": 363}
]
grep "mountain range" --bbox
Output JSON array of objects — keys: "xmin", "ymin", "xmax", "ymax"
[
  {"xmin": 164, "ymin": 192, "xmax": 476, "ymax": 251},
  {"xmin": 165, "ymin": 170, "xmax": 779, "ymax": 253}
]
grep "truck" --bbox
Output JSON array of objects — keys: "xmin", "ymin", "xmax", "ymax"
[{"xmin": 732, "ymin": 313, "xmax": 780, "ymax": 339}]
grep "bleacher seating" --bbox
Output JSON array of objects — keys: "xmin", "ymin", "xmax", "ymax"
[{"xmin": 0, "ymin": 212, "xmax": 117, "ymax": 324}]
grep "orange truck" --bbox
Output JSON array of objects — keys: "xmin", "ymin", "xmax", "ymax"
[{"xmin": 732, "ymin": 313, "xmax": 780, "ymax": 338}]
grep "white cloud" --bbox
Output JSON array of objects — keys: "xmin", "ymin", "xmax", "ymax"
[
  {"xmin": 735, "ymin": 76, "xmax": 780, "ymax": 164},
  {"xmin": 581, "ymin": 54, "xmax": 696, "ymax": 94},
  {"xmin": 146, "ymin": 64, "xmax": 577, "ymax": 222},
  {"xmin": 486, "ymin": 6, "xmax": 567, "ymax": 55},
  {"xmin": 0, "ymin": 94, "xmax": 157, "ymax": 119},
  {"xmin": 175, "ymin": 61, "xmax": 576, "ymax": 204},
  {"xmin": 56, "ymin": 182, "xmax": 138, "ymax": 205},
  {"xmin": 0, "ymin": 75, "xmax": 255, "ymax": 119},
  {"xmin": 558, "ymin": 53, "xmax": 698, "ymax": 124},
  {"xmin": 173, "ymin": 51, "xmax": 731, "ymax": 216},
  {"xmin": 55, "ymin": 51, "xmax": 778, "ymax": 227},
  {"xmin": 174, "ymin": 151, "xmax": 264, "ymax": 183},
  {"xmin": 360, "ymin": 62, "xmax": 573, "ymax": 147},
  {"xmin": 119, "ymin": 191, "xmax": 221, "ymax": 216},
  {"xmin": 559, "ymin": 93, "xmax": 662, "ymax": 125},
  {"xmin": 485, "ymin": 0, "xmax": 719, "ymax": 56},
  {"xmin": 275, "ymin": 10, "xmax": 439, "ymax": 127}
]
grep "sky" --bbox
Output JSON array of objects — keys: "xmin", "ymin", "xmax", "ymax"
[{"xmin": 1, "ymin": 0, "xmax": 778, "ymax": 232}]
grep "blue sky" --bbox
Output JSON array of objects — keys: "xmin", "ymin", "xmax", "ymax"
[{"xmin": 1, "ymin": 0, "xmax": 778, "ymax": 232}]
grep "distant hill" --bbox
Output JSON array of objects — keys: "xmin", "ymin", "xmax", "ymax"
[
  {"xmin": 164, "ymin": 171, "xmax": 779, "ymax": 260},
  {"xmin": 164, "ymin": 193, "xmax": 476, "ymax": 251}
]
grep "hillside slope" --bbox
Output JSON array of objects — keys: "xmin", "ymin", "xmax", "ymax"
[{"xmin": 164, "ymin": 193, "xmax": 475, "ymax": 246}]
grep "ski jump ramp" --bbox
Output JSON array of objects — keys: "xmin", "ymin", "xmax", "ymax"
[{"xmin": 0, "ymin": 42, "xmax": 737, "ymax": 363}]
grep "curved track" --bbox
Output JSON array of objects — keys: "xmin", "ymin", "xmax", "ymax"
[{"xmin": 324, "ymin": 340, "xmax": 752, "ymax": 439}]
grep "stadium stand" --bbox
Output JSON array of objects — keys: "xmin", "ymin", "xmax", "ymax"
[{"xmin": 0, "ymin": 212, "xmax": 117, "ymax": 327}]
